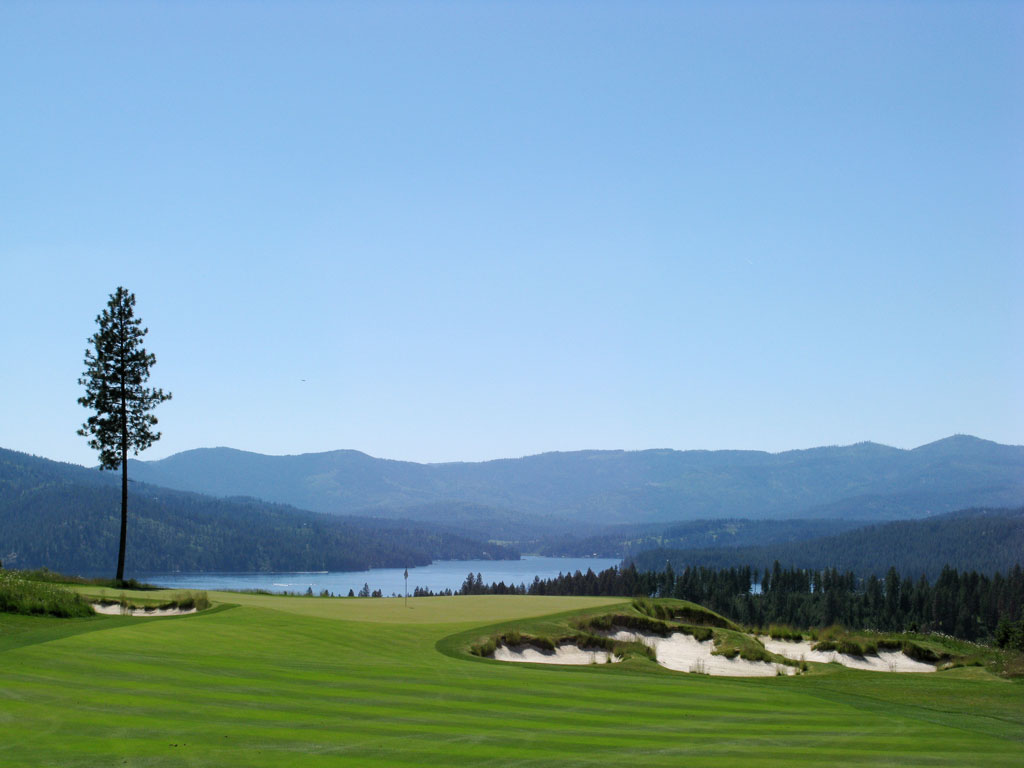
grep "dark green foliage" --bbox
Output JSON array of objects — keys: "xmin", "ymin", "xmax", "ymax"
[
  {"xmin": 0, "ymin": 570, "xmax": 93, "ymax": 617},
  {"xmin": 540, "ymin": 518, "xmax": 869, "ymax": 558},
  {"xmin": 522, "ymin": 559, "xmax": 1024, "ymax": 645},
  {"xmin": 0, "ymin": 448, "xmax": 518, "ymax": 574},
  {"xmin": 631, "ymin": 507, "xmax": 1024, "ymax": 580},
  {"xmin": 78, "ymin": 287, "xmax": 172, "ymax": 582},
  {"xmin": 77, "ymin": 287, "xmax": 171, "ymax": 472},
  {"xmin": 995, "ymin": 618, "xmax": 1024, "ymax": 652}
]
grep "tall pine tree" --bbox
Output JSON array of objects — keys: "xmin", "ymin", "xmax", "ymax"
[{"xmin": 78, "ymin": 287, "xmax": 171, "ymax": 583}]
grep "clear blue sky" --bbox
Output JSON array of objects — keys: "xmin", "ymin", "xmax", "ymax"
[{"xmin": 2, "ymin": 1, "xmax": 1021, "ymax": 466}]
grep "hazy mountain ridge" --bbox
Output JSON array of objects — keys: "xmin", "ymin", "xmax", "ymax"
[
  {"xmin": 0, "ymin": 448, "xmax": 517, "ymax": 575},
  {"xmin": 126, "ymin": 435, "xmax": 1024, "ymax": 525},
  {"xmin": 537, "ymin": 517, "xmax": 871, "ymax": 558},
  {"xmin": 629, "ymin": 506, "xmax": 1024, "ymax": 579}
]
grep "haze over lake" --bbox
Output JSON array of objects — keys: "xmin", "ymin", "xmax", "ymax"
[{"xmin": 137, "ymin": 556, "xmax": 622, "ymax": 596}]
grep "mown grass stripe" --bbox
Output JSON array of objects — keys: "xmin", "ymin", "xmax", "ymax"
[{"xmin": 3, "ymin": 595, "xmax": 1022, "ymax": 767}]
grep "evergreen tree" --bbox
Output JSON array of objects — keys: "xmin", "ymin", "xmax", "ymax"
[{"xmin": 77, "ymin": 287, "xmax": 172, "ymax": 583}]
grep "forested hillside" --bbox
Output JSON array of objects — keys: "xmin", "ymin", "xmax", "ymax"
[
  {"xmin": 629, "ymin": 507, "xmax": 1024, "ymax": 579},
  {"xmin": 537, "ymin": 518, "xmax": 869, "ymax": 558},
  {"xmin": 0, "ymin": 448, "xmax": 517, "ymax": 575},
  {"xmin": 126, "ymin": 435, "xmax": 1024, "ymax": 525}
]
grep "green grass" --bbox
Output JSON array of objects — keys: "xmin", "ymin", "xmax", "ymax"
[
  {"xmin": 0, "ymin": 570, "xmax": 94, "ymax": 617},
  {"xmin": 1, "ymin": 590, "xmax": 1022, "ymax": 766}
]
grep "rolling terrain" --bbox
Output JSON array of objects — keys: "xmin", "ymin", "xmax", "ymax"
[
  {"xmin": 0, "ymin": 590, "xmax": 1021, "ymax": 766},
  {"xmin": 125, "ymin": 435, "xmax": 1024, "ymax": 526},
  {"xmin": 630, "ymin": 506, "xmax": 1024, "ymax": 579},
  {"xmin": 0, "ymin": 448, "xmax": 516, "ymax": 575}
]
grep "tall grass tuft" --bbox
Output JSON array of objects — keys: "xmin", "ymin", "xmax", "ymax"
[
  {"xmin": 0, "ymin": 570, "xmax": 94, "ymax": 617},
  {"xmin": 768, "ymin": 624, "xmax": 803, "ymax": 642}
]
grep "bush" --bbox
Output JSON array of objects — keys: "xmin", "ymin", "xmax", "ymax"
[
  {"xmin": 995, "ymin": 618, "xmax": 1024, "ymax": 652},
  {"xmin": 470, "ymin": 637, "xmax": 497, "ymax": 657}
]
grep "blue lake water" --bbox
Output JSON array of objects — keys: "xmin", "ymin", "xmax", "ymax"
[{"xmin": 135, "ymin": 555, "xmax": 623, "ymax": 596}]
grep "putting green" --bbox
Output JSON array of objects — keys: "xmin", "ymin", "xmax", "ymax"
[{"xmin": 2, "ymin": 592, "xmax": 1022, "ymax": 766}]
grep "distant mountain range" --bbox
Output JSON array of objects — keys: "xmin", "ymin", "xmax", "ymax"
[
  {"xmin": 0, "ymin": 448, "xmax": 516, "ymax": 576},
  {"xmin": 629, "ymin": 506, "xmax": 1024, "ymax": 580},
  {"xmin": 126, "ymin": 435, "xmax": 1024, "ymax": 527}
]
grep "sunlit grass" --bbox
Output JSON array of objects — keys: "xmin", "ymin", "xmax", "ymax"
[{"xmin": 1, "ymin": 589, "xmax": 1021, "ymax": 767}]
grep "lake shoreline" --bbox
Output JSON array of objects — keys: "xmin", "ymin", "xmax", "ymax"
[{"xmin": 135, "ymin": 556, "xmax": 623, "ymax": 597}]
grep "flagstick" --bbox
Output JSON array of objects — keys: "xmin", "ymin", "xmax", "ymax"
[{"xmin": 404, "ymin": 567, "xmax": 408, "ymax": 608}]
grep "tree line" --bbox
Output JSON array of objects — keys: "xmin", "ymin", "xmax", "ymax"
[{"xmin": 450, "ymin": 561, "xmax": 1024, "ymax": 647}]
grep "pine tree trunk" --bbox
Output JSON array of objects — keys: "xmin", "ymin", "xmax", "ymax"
[{"xmin": 116, "ymin": 407, "xmax": 128, "ymax": 583}]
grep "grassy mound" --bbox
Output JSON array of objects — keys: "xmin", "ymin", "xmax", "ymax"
[
  {"xmin": 631, "ymin": 597, "xmax": 739, "ymax": 629},
  {"xmin": 0, "ymin": 570, "xmax": 94, "ymax": 618},
  {"xmin": 469, "ymin": 598, "xmax": 797, "ymax": 668}
]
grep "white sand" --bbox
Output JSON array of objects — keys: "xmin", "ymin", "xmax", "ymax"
[
  {"xmin": 608, "ymin": 630, "xmax": 795, "ymax": 677},
  {"xmin": 91, "ymin": 603, "xmax": 197, "ymax": 617},
  {"xmin": 758, "ymin": 636, "xmax": 936, "ymax": 673},
  {"xmin": 492, "ymin": 643, "xmax": 619, "ymax": 665}
]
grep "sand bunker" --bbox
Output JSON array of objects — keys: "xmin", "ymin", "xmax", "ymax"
[
  {"xmin": 609, "ymin": 630, "xmax": 795, "ymax": 677},
  {"xmin": 492, "ymin": 643, "xmax": 619, "ymax": 665},
  {"xmin": 91, "ymin": 603, "xmax": 197, "ymax": 617},
  {"xmin": 758, "ymin": 636, "xmax": 936, "ymax": 673},
  {"xmin": 488, "ymin": 627, "xmax": 935, "ymax": 676}
]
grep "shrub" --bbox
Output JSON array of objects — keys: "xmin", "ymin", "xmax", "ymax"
[
  {"xmin": 837, "ymin": 640, "xmax": 866, "ymax": 656},
  {"xmin": 470, "ymin": 637, "xmax": 497, "ymax": 657},
  {"xmin": 995, "ymin": 618, "xmax": 1024, "ymax": 652}
]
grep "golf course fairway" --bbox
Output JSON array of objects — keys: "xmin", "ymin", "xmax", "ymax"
[{"xmin": 2, "ymin": 592, "xmax": 1022, "ymax": 766}]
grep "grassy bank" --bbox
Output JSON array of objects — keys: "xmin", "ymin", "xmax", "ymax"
[
  {"xmin": 1, "ymin": 591, "xmax": 1021, "ymax": 766},
  {"xmin": 0, "ymin": 570, "xmax": 93, "ymax": 617}
]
